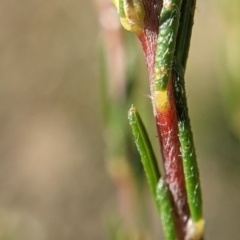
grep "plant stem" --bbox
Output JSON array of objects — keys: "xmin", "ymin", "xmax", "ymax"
[
  {"xmin": 111, "ymin": 0, "xmax": 204, "ymax": 238},
  {"xmin": 154, "ymin": 75, "xmax": 189, "ymax": 239},
  {"xmin": 153, "ymin": 1, "xmax": 194, "ymax": 238}
]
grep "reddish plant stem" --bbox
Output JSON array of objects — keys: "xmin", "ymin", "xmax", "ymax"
[
  {"xmin": 155, "ymin": 77, "xmax": 190, "ymax": 239},
  {"xmin": 138, "ymin": 0, "xmax": 161, "ymax": 98},
  {"xmin": 138, "ymin": 1, "xmax": 190, "ymax": 238}
]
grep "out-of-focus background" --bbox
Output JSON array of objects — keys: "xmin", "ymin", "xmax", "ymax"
[{"xmin": 0, "ymin": 0, "xmax": 239, "ymax": 239}]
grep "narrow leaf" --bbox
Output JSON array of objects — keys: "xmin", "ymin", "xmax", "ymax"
[
  {"xmin": 173, "ymin": 61, "xmax": 204, "ymax": 228},
  {"xmin": 156, "ymin": 179, "xmax": 178, "ymax": 240},
  {"xmin": 128, "ymin": 105, "xmax": 160, "ymax": 200},
  {"xmin": 154, "ymin": 0, "xmax": 183, "ymax": 91}
]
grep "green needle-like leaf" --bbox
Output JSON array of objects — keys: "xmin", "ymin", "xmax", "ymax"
[
  {"xmin": 175, "ymin": 0, "xmax": 196, "ymax": 70},
  {"xmin": 173, "ymin": 61, "xmax": 203, "ymax": 223},
  {"xmin": 128, "ymin": 105, "xmax": 160, "ymax": 200},
  {"xmin": 154, "ymin": 0, "xmax": 183, "ymax": 91},
  {"xmin": 156, "ymin": 179, "xmax": 177, "ymax": 240}
]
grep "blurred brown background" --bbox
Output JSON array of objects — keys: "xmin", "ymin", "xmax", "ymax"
[{"xmin": 0, "ymin": 0, "xmax": 239, "ymax": 239}]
